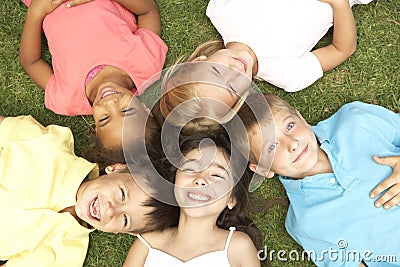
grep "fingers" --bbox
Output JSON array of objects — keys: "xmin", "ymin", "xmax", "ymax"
[
  {"xmin": 370, "ymin": 175, "xmax": 395, "ymax": 200},
  {"xmin": 372, "ymin": 154, "xmax": 400, "ymax": 168},
  {"xmin": 370, "ymin": 155, "xmax": 400, "ymax": 210},
  {"xmin": 66, "ymin": 0, "xmax": 93, "ymax": 8},
  {"xmin": 372, "ymin": 183, "xmax": 400, "ymax": 209}
]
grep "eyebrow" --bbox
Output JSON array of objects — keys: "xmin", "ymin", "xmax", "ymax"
[{"xmin": 280, "ymin": 114, "xmax": 294, "ymax": 124}]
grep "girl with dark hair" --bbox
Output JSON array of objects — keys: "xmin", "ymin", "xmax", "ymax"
[{"xmin": 123, "ymin": 129, "xmax": 264, "ymax": 266}]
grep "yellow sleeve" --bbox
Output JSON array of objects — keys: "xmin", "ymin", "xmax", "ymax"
[
  {"xmin": 4, "ymin": 212, "xmax": 91, "ymax": 267},
  {"xmin": 0, "ymin": 116, "xmax": 67, "ymax": 147}
]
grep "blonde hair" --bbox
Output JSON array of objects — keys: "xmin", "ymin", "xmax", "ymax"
[{"xmin": 160, "ymin": 40, "xmax": 249, "ymax": 134}]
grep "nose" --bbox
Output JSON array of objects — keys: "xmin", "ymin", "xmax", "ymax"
[
  {"xmin": 104, "ymin": 201, "xmax": 120, "ymax": 219},
  {"xmin": 192, "ymin": 174, "xmax": 208, "ymax": 187},
  {"xmin": 104, "ymin": 97, "xmax": 119, "ymax": 108},
  {"xmin": 287, "ymin": 137, "xmax": 299, "ymax": 153}
]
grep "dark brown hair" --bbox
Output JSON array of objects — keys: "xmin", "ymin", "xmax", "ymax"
[{"xmin": 164, "ymin": 127, "xmax": 265, "ymax": 252}]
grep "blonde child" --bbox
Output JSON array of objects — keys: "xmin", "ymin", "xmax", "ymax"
[
  {"xmin": 19, "ymin": 0, "xmax": 167, "ymax": 150},
  {"xmin": 230, "ymin": 93, "xmax": 400, "ymax": 266},
  {"xmin": 0, "ymin": 115, "xmax": 177, "ymax": 267},
  {"xmin": 160, "ymin": 0, "xmax": 373, "ymax": 123},
  {"xmin": 123, "ymin": 130, "xmax": 264, "ymax": 267}
]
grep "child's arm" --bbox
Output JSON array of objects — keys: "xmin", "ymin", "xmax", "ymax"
[
  {"xmin": 19, "ymin": 0, "xmax": 65, "ymax": 90},
  {"xmin": 312, "ymin": 0, "xmax": 357, "ymax": 72},
  {"xmin": 369, "ymin": 155, "xmax": 400, "ymax": 210},
  {"xmin": 114, "ymin": 0, "xmax": 162, "ymax": 36},
  {"xmin": 122, "ymin": 236, "xmax": 149, "ymax": 267},
  {"xmin": 228, "ymin": 232, "xmax": 261, "ymax": 267},
  {"xmin": 66, "ymin": 0, "xmax": 162, "ymax": 36}
]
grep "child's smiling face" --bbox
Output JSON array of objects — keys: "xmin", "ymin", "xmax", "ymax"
[
  {"xmin": 174, "ymin": 146, "xmax": 236, "ymax": 218},
  {"xmin": 75, "ymin": 170, "xmax": 153, "ymax": 234},
  {"xmin": 250, "ymin": 108, "xmax": 324, "ymax": 179},
  {"xmin": 92, "ymin": 81, "xmax": 150, "ymax": 150}
]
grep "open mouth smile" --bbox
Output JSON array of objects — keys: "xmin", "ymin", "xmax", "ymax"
[
  {"xmin": 234, "ymin": 57, "xmax": 247, "ymax": 72},
  {"xmin": 88, "ymin": 196, "xmax": 101, "ymax": 221},
  {"xmin": 100, "ymin": 88, "xmax": 119, "ymax": 99},
  {"xmin": 187, "ymin": 191, "xmax": 212, "ymax": 203}
]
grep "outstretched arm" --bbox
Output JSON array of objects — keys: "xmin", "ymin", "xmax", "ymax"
[
  {"xmin": 66, "ymin": 0, "xmax": 162, "ymax": 36},
  {"xmin": 19, "ymin": 0, "xmax": 66, "ymax": 90},
  {"xmin": 313, "ymin": 0, "xmax": 357, "ymax": 72},
  {"xmin": 370, "ymin": 155, "xmax": 400, "ymax": 209}
]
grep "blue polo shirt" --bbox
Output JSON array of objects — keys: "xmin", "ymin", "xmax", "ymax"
[{"xmin": 279, "ymin": 102, "xmax": 400, "ymax": 267}]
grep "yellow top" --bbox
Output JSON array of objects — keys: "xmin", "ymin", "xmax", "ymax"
[{"xmin": 0, "ymin": 116, "xmax": 98, "ymax": 267}]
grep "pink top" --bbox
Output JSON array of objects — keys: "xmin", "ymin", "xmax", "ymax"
[{"xmin": 24, "ymin": 0, "xmax": 168, "ymax": 116}]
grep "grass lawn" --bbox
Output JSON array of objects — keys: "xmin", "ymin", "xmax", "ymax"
[{"xmin": 0, "ymin": 0, "xmax": 399, "ymax": 266}]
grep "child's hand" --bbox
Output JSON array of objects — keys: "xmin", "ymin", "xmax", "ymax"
[
  {"xmin": 65, "ymin": 0, "xmax": 93, "ymax": 8},
  {"xmin": 30, "ymin": 0, "xmax": 68, "ymax": 16},
  {"xmin": 370, "ymin": 155, "xmax": 400, "ymax": 209}
]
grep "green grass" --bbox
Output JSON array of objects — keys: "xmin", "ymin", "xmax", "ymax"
[{"xmin": 1, "ymin": 0, "xmax": 399, "ymax": 266}]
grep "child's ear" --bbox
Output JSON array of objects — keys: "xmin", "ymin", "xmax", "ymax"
[
  {"xmin": 105, "ymin": 163, "xmax": 127, "ymax": 174},
  {"xmin": 227, "ymin": 197, "xmax": 237, "ymax": 210},
  {"xmin": 191, "ymin": 55, "xmax": 207, "ymax": 62},
  {"xmin": 248, "ymin": 163, "xmax": 275, "ymax": 179}
]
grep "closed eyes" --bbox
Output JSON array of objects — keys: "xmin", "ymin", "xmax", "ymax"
[
  {"xmin": 212, "ymin": 65, "xmax": 221, "ymax": 74},
  {"xmin": 121, "ymin": 107, "xmax": 136, "ymax": 115}
]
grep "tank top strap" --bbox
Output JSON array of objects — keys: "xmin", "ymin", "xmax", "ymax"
[
  {"xmin": 224, "ymin": 226, "xmax": 236, "ymax": 251},
  {"xmin": 136, "ymin": 234, "xmax": 152, "ymax": 249}
]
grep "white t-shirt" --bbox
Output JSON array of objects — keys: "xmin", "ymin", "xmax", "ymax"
[{"xmin": 206, "ymin": 0, "xmax": 371, "ymax": 92}]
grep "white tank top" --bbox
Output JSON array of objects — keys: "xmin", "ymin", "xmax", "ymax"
[{"xmin": 137, "ymin": 227, "xmax": 236, "ymax": 267}]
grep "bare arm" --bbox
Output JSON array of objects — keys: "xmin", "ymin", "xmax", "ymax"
[
  {"xmin": 66, "ymin": 0, "xmax": 162, "ymax": 36},
  {"xmin": 370, "ymin": 155, "xmax": 400, "ymax": 209},
  {"xmin": 122, "ymin": 237, "xmax": 149, "ymax": 267},
  {"xmin": 0, "ymin": 116, "xmax": 5, "ymax": 125},
  {"xmin": 19, "ymin": 0, "xmax": 66, "ymax": 90},
  {"xmin": 313, "ymin": 0, "xmax": 357, "ymax": 72},
  {"xmin": 115, "ymin": 0, "xmax": 161, "ymax": 36},
  {"xmin": 228, "ymin": 232, "xmax": 261, "ymax": 267}
]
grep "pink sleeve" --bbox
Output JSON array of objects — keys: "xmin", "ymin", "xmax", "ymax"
[{"xmin": 23, "ymin": 0, "xmax": 31, "ymax": 7}]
